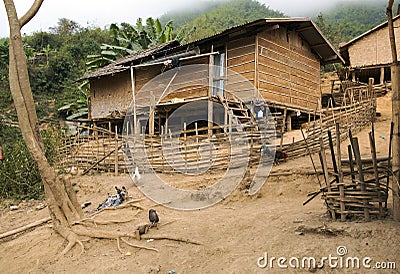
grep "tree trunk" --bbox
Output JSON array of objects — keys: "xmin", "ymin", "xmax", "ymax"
[
  {"xmin": 3, "ymin": 0, "xmax": 83, "ymax": 235},
  {"xmin": 387, "ymin": 0, "xmax": 400, "ymax": 221}
]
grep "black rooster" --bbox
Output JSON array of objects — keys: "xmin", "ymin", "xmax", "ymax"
[{"xmin": 149, "ymin": 209, "xmax": 159, "ymax": 227}]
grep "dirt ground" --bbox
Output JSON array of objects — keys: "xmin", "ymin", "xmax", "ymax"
[{"xmin": 0, "ymin": 94, "xmax": 399, "ymax": 273}]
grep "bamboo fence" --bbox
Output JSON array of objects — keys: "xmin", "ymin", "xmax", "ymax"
[{"xmin": 56, "ymin": 82, "xmax": 377, "ymax": 175}]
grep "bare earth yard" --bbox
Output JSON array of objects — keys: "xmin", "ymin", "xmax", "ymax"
[{"xmin": 0, "ymin": 94, "xmax": 399, "ymax": 273}]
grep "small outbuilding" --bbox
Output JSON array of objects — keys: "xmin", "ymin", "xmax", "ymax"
[{"xmin": 339, "ymin": 14, "xmax": 400, "ymax": 84}]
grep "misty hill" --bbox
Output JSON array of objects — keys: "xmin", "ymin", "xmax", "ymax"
[
  {"xmin": 315, "ymin": 0, "xmax": 397, "ymax": 47},
  {"xmin": 162, "ymin": 0, "xmax": 286, "ymax": 42},
  {"xmin": 159, "ymin": 1, "xmax": 224, "ymax": 27},
  {"xmin": 161, "ymin": 0, "xmax": 397, "ymax": 48}
]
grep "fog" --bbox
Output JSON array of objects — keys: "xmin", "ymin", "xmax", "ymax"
[{"xmin": 0, "ymin": 0, "xmax": 388, "ymax": 37}]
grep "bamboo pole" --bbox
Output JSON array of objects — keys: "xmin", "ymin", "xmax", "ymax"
[
  {"xmin": 319, "ymin": 137, "xmax": 336, "ymax": 220},
  {"xmin": 335, "ymin": 123, "xmax": 346, "ymax": 221},
  {"xmin": 369, "ymin": 131, "xmax": 383, "ymax": 217},
  {"xmin": 350, "ymin": 135, "xmax": 370, "ymax": 221}
]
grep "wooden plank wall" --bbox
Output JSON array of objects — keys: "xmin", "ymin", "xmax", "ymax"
[
  {"xmin": 257, "ymin": 28, "xmax": 320, "ymax": 111},
  {"xmin": 90, "ymin": 71, "xmax": 132, "ymax": 119},
  {"xmin": 135, "ymin": 64, "xmax": 164, "ymax": 107},
  {"xmin": 162, "ymin": 57, "xmax": 209, "ymax": 102},
  {"xmin": 226, "ymin": 36, "xmax": 256, "ymax": 99},
  {"xmin": 134, "ymin": 58, "xmax": 209, "ymax": 106}
]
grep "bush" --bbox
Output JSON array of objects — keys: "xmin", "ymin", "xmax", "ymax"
[{"xmin": 0, "ymin": 125, "xmax": 61, "ymax": 200}]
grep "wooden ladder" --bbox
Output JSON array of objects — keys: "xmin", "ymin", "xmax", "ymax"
[{"xmin": 217, "ymin": 94, "xmax": 257, "ymax": 132}]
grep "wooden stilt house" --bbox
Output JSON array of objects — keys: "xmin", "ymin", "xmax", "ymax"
[{"xmin": 82, "ymin": 18, "xmax": 343, "ymax": 135}]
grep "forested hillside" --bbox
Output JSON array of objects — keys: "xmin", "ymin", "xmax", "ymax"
[
  {"xmin": 314, "ymin": 0, "xmax": 395, "ymax": 47},
  {"xmin": 161, "ymin": 0, "xmax": 395, "ymax": 47},
  {"xmin": 163, "ymin": 0, "xmax": 285, "ymax": 41}
]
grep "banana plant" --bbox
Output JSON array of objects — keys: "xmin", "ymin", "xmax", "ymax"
[
  {"xmin": 57, "ymin": 81, "xmax": 89, "ymax": 120},
  {"xmin": 85, "ymin": 17, "xmax": 195, "ymax": 71}
]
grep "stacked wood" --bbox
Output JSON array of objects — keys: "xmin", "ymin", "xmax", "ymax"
[{"xmin": 316, "ymin": 124, "xmax": 390, "ymax": 221}]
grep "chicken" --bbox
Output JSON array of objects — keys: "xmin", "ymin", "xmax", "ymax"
[
  {"xmin": 133, "ymin": 166, "xmax": 141, "ymax": 185},
  {"xmin": 261, "ymin": 145, "xmax": 288, "ymax": 165},
  {"xmin": 149, "ymin": 209, "xmax": 159, "ymax": 227}
]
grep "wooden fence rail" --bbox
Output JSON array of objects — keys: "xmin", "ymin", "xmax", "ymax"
[{"xmin": 56, "ymin": 84, "xmax": 376, "ymax": 175}]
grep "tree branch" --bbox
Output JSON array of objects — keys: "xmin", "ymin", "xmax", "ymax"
[
  {"xmin": 0, "ymin": 217, "xmax": 51, "ymax": 240},
  {"xmin": 19, "ymin": 0, "xmax": 44, "ymax": 28}
]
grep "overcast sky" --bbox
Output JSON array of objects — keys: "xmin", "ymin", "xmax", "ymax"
[{"xmin": 0, "ymin": 0, "xmax": 382, "ymax": 38}]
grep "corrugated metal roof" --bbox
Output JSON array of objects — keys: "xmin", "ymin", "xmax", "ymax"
[
  {"xmin": 81, "ymin": 40, "xmax": 180, "ymax": 80},
  {"xmin": 176, "ymin": 17, "xmax": 344, "ymax": 65},
  {"xmin": 81, "ymin": 17, "xmax": 343, "ymax": 80}
]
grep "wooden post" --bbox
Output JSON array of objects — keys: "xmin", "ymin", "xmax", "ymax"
[
  {"xmin": 348, "ymin": 145, "xmax": 356, "ymax": 188},
  {"xmin": 386, "ymin": 122, "xmax": 394, "ymax": 208},
  {"xmin": 350, "ymin": 135, "xmax": 370, "ymax": 221},
  {"xmin": 115, "ymin": 125, "xmax": 119, "ymax": 176},
  {"xmin": 387, "ymin": 0, "xmax": 400, "ymax": 220},
  {"xmin": 94, "ymin": 122, "xmax": 98, "ymax": 141},
  {"xmin": 280, "ymin": 108, "xmax": 287, "ymax": 149},
  {"xmin": 335, "ymin": 123, "xmax": 346, "ymax": 221},
  {"xmin": 319, "ymin": 137, "xmax": 336, "ymax": 220},
  {"xmin": 328, "ymin": 129, "xmax": 338, "ymax": 181},
  {"xmin": 208, "ymin": 54, "xmax": 215, "ymax": 137},
  {"xmin": 369, "ymin": 131, "xmax": 383, "ymax": 218},
  {"xmin": 391, "ymin": 65, "xmax": 400, "ymax": 220},
  {"xmin": 130, "ymin": 66, "xmax": 137, "ymax": 134},
  {"xmin": 149, "ymin": 91, "xmax": 155, "ymax": 135},
  {"xmin": 380, "ymin": 67, "xmax": 385, "ymax": 85}
]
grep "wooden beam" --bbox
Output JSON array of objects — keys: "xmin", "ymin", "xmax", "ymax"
[
  {"xmin": 130, "ymin": 66, "xmax": 137, "ymax": 134},
  {"xmin": 208, "ymin": 53, "xmax": 215, "ymax": 137}
]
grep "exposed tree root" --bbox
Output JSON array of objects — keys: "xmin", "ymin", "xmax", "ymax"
[
  {"xmin": 88, "ymin": 201, "xmax": 145, "ymax": 217},
  {"xmin": 57, "ymin": 230, "xmax": 85, "ymax": 259},
  {"xmin": 120, "ymin": 237, "xmax": 159, "ymax": 252},
  {"xmin": 74, "ymin": 210, "xmax": 141, "ymax": 227},
  {"xmin": 140, "ymin": 235, "xmax": 202, "ymax": 245},
  {"xmin": 116, "ymin": 237, "xmax": 125, "ymax": 254}
]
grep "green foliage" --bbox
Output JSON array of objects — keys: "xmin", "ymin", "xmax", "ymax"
[
  {"xmin": 86, "ymin": 17, "xmax": 194, "ymax": 71},
  {"xmin": 0, "ymin": 125, "xmax": 61, "ymax": 200},
  {"xmin": 176, "ymin": 0, "xmax": 286, "ymax": 42},
  {"xmin": 57, "ymin": 81, "xmax": 90, "ymax": 120},
  {"xmin": 159, "ymin": 1, "xmax": 222, "ymax": 27},
  {"xmin": 314, "ymin": 0, "xmax": 398, "ymax": 48}
]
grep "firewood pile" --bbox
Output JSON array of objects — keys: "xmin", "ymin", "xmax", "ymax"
[{"xmin": 308, "ymin": 122, "xmax": 395, "ymax": 221}]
